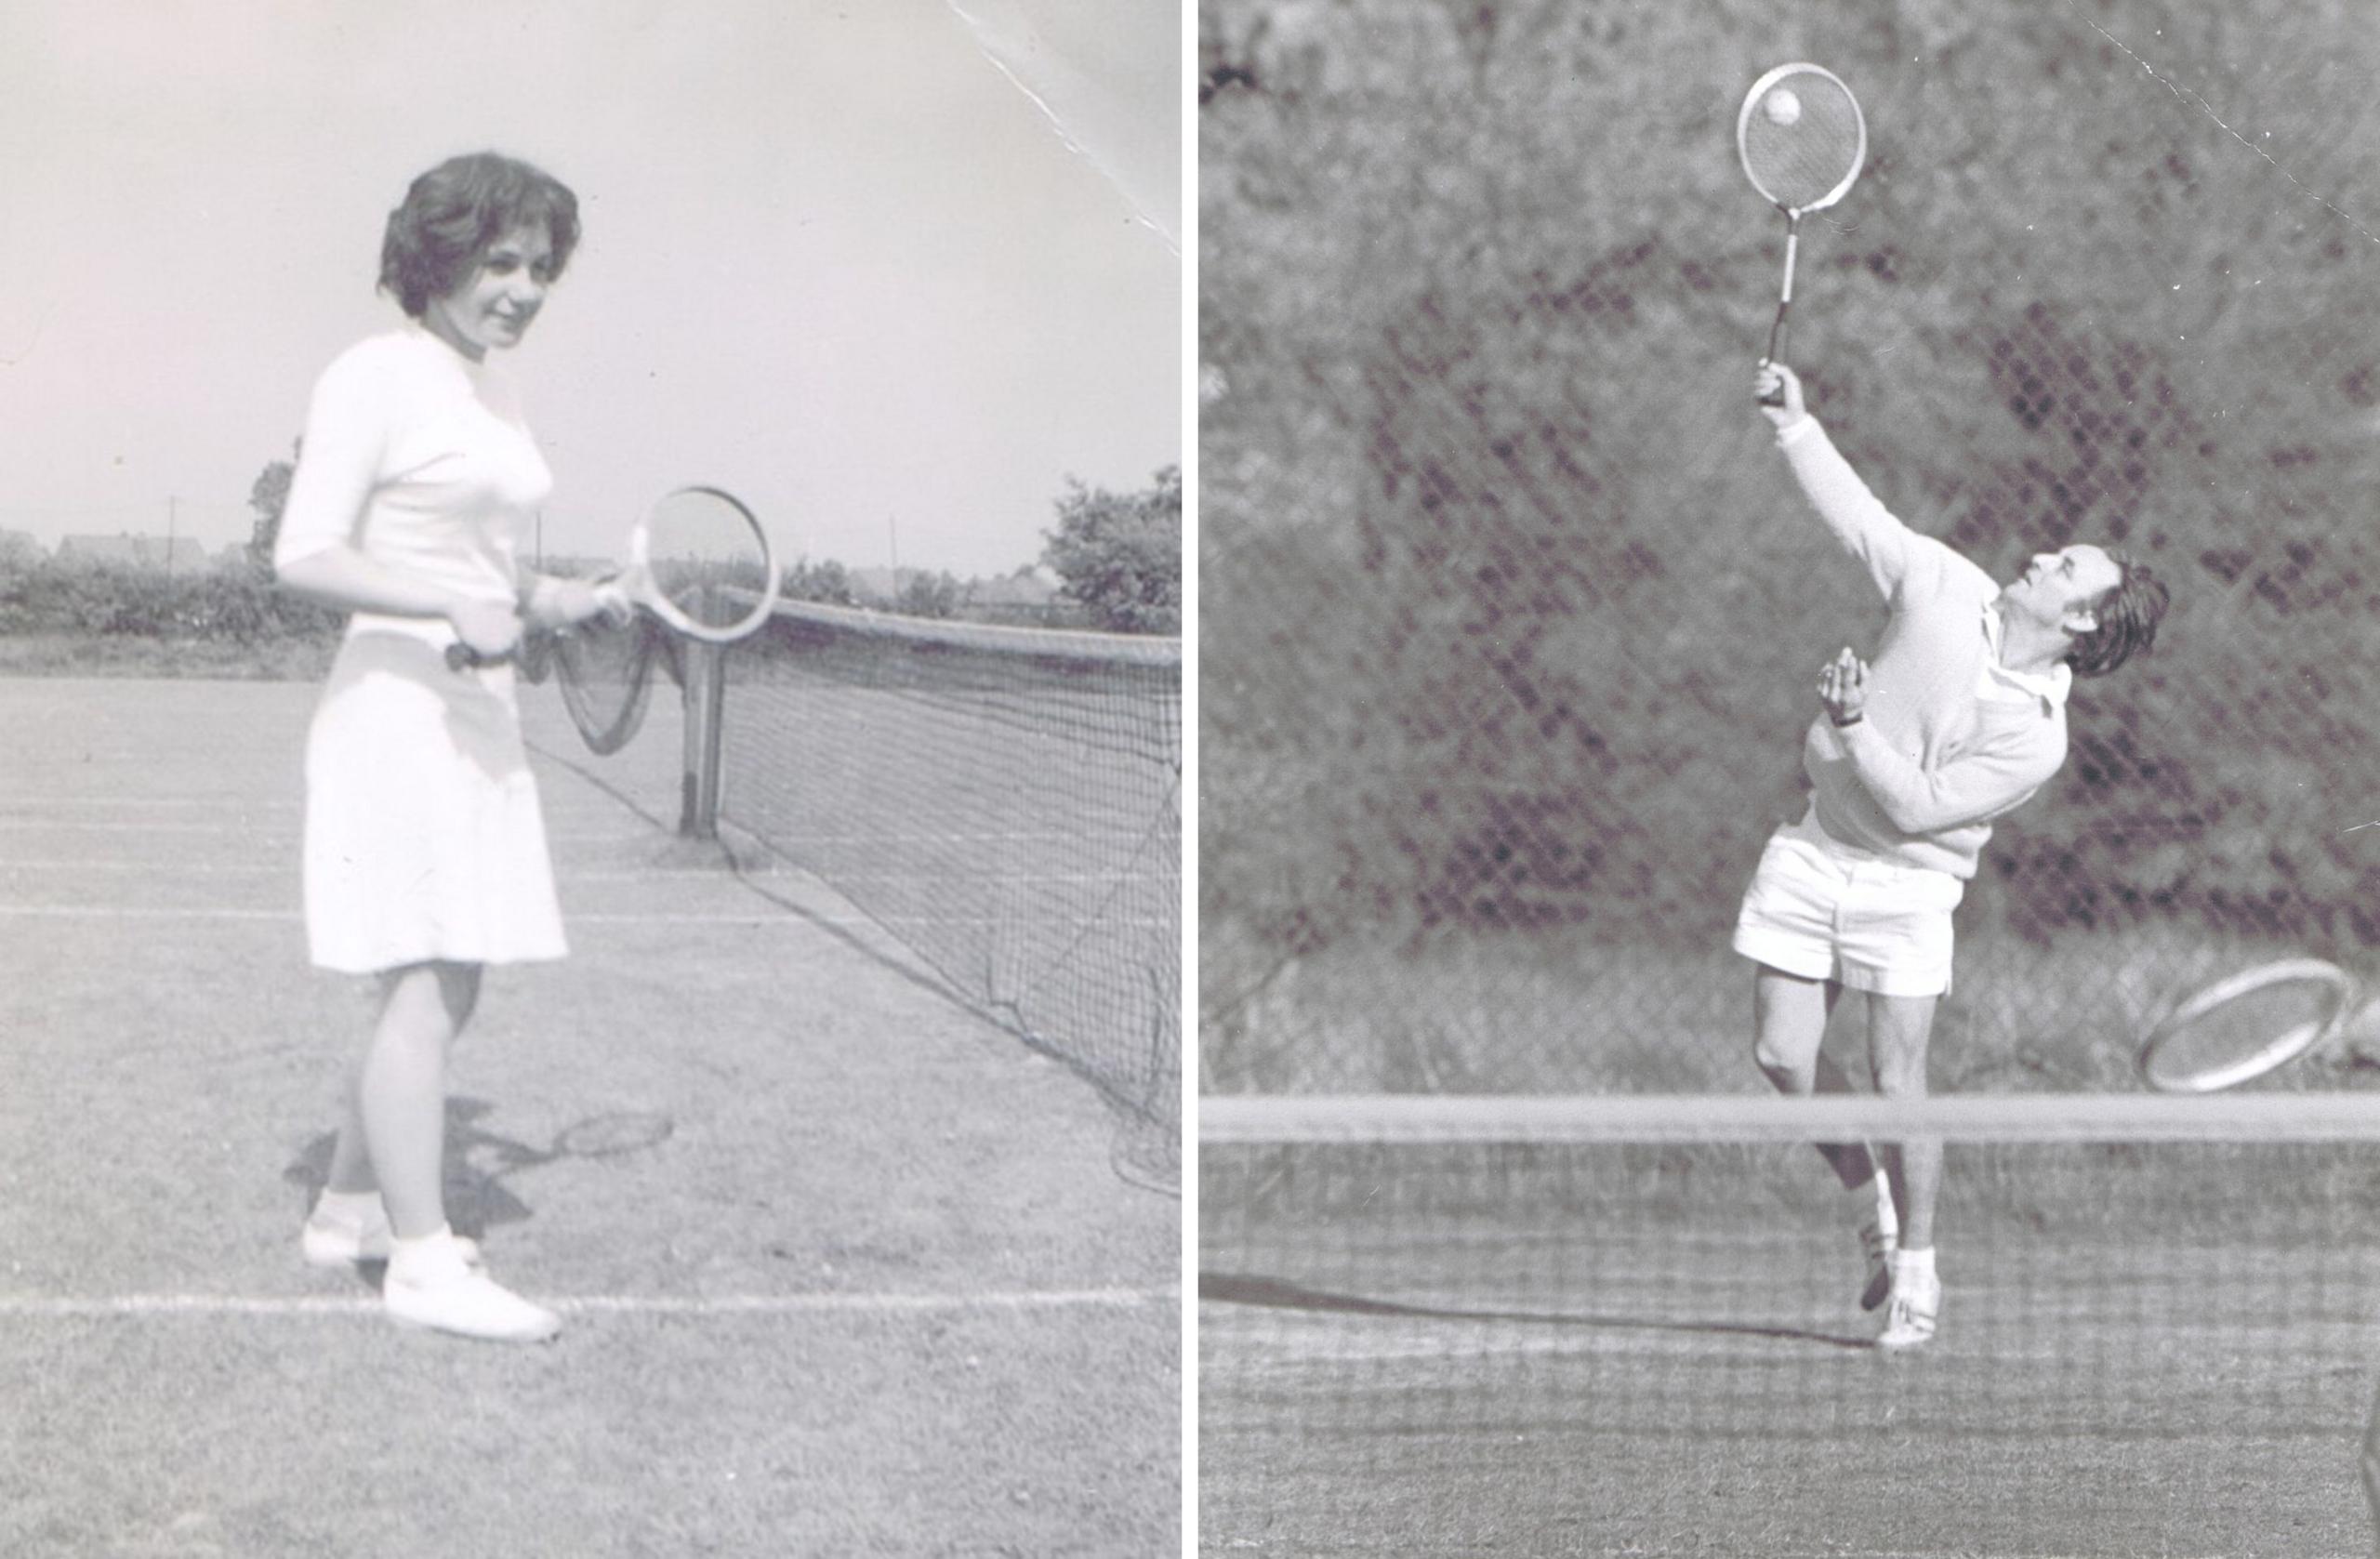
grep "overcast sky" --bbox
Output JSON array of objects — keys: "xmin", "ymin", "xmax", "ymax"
[{"xmin": 0, "ymin": 0, "xmax": 1180, "ymax": 578}]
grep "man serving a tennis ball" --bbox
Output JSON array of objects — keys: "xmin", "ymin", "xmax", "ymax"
[{"xmin": 1734, "ymin": 361, "xmax": 2170, "ymax": 1349}]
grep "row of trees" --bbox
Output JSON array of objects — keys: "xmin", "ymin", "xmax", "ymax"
[
  {"xmin": 1044, "ymin": 465, "xmax": 1183, "ymax": 633},
  {"xmin": 1198, "ymin": 0, "xmax": 2380, "ymax": 1092},
  {"xmin": 244, "ymin": 449, "xmax": 1180, "ymax": 634}
]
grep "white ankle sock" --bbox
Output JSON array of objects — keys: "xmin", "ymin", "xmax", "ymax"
[
  {"xmin": 312, "ymin": 1189, "xmax": 383, "ymax": 1226},
  {"xmin": 1892, "ymin": 1246, "xmax": 1937, "ymax": 1287},
  {"xmin": 389, "ymin": 1224, "xmax": 469, "ymax": 1284}
]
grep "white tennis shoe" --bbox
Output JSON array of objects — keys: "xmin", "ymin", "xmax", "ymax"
[
  {"xmin": 1876, "ymin": 1266, "xmax": 1939, "ymax": 1351},
  {"xmin": 382, "ymin": 1231, "xmax": 559, "ymax": 1343}
]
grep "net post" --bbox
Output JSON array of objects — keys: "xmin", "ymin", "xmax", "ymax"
[{"xmin": 679, "ymin": 640, "xmax": 729, "ymax": 839}]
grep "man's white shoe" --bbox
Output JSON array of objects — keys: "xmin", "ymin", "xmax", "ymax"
[
  {"xmin": 1876, "ymin": 1271, "xmax": 1939, "ymax": 1350},
  {"xmin": 382, "ymin": 1230, "xmax": 559, "ymax": 1343}
]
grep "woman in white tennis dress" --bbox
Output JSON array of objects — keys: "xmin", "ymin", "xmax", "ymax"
[{"xmin": 274, "ymin": 152, "xmax": 626, "ymax": 1342}]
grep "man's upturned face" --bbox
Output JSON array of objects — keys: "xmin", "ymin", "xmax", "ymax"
[{"xmin": 2003, "ymin": 544, "xmax": 2122, "ymax": 636}]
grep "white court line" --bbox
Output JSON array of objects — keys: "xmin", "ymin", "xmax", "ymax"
[
  {"xmin": 0, "ymin": 905, "xmax": 1165, "ymax": 930},
  {"xmin": 0, "ymin": 861, "xmax": 1155, "ymax": 888},
  {"xmin": 0, "ymin": 818, "xmax": 1142, "ymax": 845},
  {"xmin": 0, "ymin": 821, "xmax": 1150, "ymax": 853},
  {"xmin": 0, "ymin": 1286, "xmax": 1175, "ymax": 1319},
  {"xmin": 0, "ymin": 906, "xmax": 766, "ymax": 925},
  {"xmin": 0, "ymin": 820, "xmax": 287, "ymax": 834},
  {"xmin": 2, "ymin": 797, "xmax": 301, "ymax": 810},
  {"xmin": 0, "ymin": 905, "xmax": 300, "ymax": 920},
  {"xmin": 0, "ymin": 821, "xmax": 657, "ymax": 844},
  {"xmin": 0, "ymin": 862, "xmax": 747, "ymax": 879}
]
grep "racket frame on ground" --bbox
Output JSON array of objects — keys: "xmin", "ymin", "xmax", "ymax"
[{"xmin": 2135, "ymin": 957, "xmax": 2360, "ymax": 1093}]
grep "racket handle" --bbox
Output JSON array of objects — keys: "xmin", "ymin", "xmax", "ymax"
[
  {"xmin": 593, "ymin": 578, "xmax": 635, "ymax": 624},
  {"xmin": 446, "ymin": 641, "xmax": 515, "ymax": 671},
  {"xmin": 1763, "ymin": 290, "xmax": 1793, "ymax": 367},
  {"xmin": 1757, "ymin": 299, "xmax": 1794, "ymax": 405},
  {"xmin": 1756, "ymin": 212, "xmax": 1801, "ymax": 404}
]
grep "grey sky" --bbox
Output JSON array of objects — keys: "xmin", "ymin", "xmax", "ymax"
[{"xmin": 0, "ymin": 0, "xmax": 1180, "ymax": 577}]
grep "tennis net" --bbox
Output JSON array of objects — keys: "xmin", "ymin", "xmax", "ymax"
[
  {"xmin": 1201, "ymin": 1091, "xmax": 2380, "ymax": 1557},
  {"xmin": 710, "ymin": 599, "xmax": 1181, "ymax": 1187}
]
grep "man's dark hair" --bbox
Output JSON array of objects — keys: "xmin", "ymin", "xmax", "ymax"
[{"xmin": 2066, "ymin": 549, "xmax": 2169, "ymax": 679}]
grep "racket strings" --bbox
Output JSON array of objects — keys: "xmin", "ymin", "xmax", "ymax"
[
  {"xmin": 641, "ymin": 488, "xmax": 776, "ymax": 638},
  {"xmin": 1740, "ymin": 72, "xmax": 1864, "ymax": 213},
  {"xmin": 521, "ymin": 614, "xmax": 666, "ymax": 756},
  {"xmin": 2137, "ymin": 960, "xmax": 2360, "ymax": 1092}
]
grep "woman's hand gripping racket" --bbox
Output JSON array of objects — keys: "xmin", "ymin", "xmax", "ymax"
[
  {"xmin": 1738, "ymin": 63, "xmax": 1866, "ymax": 405},
  {"xmin": 449, "ymin": 485, "xmax": 783, "ymax": 669}
]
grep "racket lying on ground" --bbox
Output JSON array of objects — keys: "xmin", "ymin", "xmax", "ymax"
[
  {"xmin": 1738, "ymin": 62, "xmax": 1867, "ymax": 404},
  {"xmin": 2136, "ymin": 957, "xmax": 2362, "ymax": 1092},
  {"xmin": 449, "ymin": 485, "xmax": 783, "ymax": 671}
]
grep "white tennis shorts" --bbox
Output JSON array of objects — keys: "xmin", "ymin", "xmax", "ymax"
[{"xmin": 1730, "ymin": 810, "xmax": 1965, "ymax": 997}]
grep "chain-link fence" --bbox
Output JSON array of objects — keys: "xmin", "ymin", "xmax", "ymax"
[{"xmin": 1199, "ymin": 0, "xmax": 2380, "ymax": 1097}]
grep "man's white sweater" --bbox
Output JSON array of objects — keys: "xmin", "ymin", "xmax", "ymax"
[{"xmin": 1777, "ymin": 416, "xmax": 2070, "ymax": 879}]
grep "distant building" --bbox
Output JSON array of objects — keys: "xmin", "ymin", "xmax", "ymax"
[
  {"xmin": 1006, "ymin": 567, "xmax": 1067, "ymax": 599},
  {"xmin": 970, "ymin": 570, "xmax": 1061, "ymax": 609},
  {"xmin": 967, "ymin": 568, "xmax": 1089, "ymax": 628},
  {"xmin": 56, "ymin": 533, "xmax": 209, "ymax": 569},
  {"xmin": 828, "ymin": 563, "xmax": 1083, "ymax": 626},
  {"xmin": 848, "ymin": 566, "xmax": 900, "ymax": 603}
]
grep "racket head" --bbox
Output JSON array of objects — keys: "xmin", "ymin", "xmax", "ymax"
[
  {"xmin": 548, "ymin": 614, "xmax": 661, "ymax": 755},
  {"xmin": 2136, "ymin": 958, "xmax": 2359, "ymax": 1093},
  {"xmin": 626, "ymin": 485, "xmax": 782, "ymax": 643},
  {"xmin": 1738, "ymin": 62, "xmax": 1866, "ymax": 216}
]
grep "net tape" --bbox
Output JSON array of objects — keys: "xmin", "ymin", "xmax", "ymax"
[{"xmin": 1202, "ymin": 1089, "xmax": 2380, "ymax": 1143}]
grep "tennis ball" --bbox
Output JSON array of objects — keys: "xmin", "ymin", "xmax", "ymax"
[{"xmin": 1765, "ymin": 87, "xmax": 1802, "ymax": 126}]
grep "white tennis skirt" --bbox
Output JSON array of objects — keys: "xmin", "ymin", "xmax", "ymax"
[{"xmin": 301, "ymin": 630, "xmax": 568, "ymax": 974}]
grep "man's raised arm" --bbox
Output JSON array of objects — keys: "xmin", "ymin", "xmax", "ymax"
[{"xmin": 1756, "ymin": 362, "xmax": 1931, "ymax": 603}]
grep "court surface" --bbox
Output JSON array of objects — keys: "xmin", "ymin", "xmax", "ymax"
[
  {"xmin": 0, "ymin": 675, "xmax": 1178, "ymax": 1558},
  {"xmin": 1201, "ymin": 1178, "xmax": 2380, "ymax": 1557}
]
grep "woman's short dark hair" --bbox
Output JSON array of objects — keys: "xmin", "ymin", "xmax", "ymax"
[
  {"xmin": 379, "ymin": 152, "xmax": 580, "ymax": 317},
  {"xmin": 2065, "ymin": 549, "xmax": 2171, "ymax": 679}
]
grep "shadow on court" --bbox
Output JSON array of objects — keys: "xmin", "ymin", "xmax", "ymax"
[
  {"xmin": 1199, "ymin": 1269, "xmax": 1871, "ymax": 1350},
  {"xmin": 1201, "ymin": 1212, "xmax": 2380, "ymax": 1555},
  {"xmin": 282, "ymin": 1096, "xmax": 678, "ymax": 1246}
]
